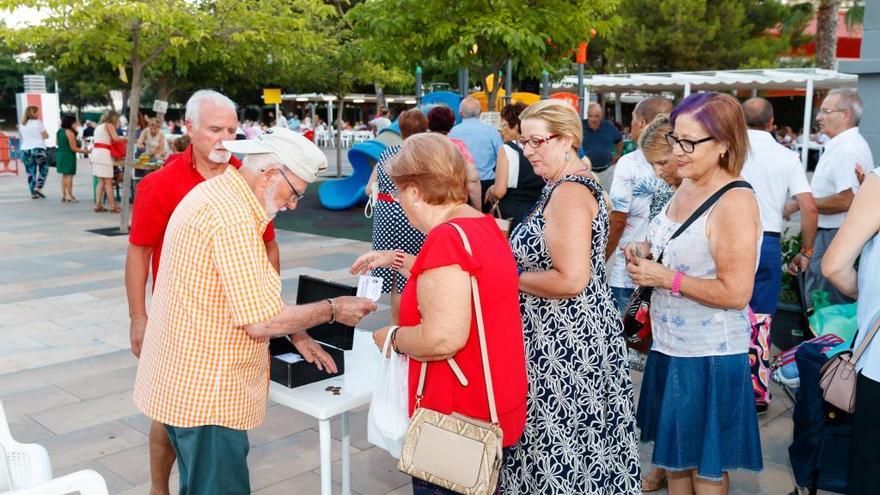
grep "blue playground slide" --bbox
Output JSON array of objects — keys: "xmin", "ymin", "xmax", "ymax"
[
  {"xmin": 421, "ymin": 92, "xmax": 463, "ymax": 123},
  {"xmin": 318, "ymin": 140, "xmax": 387, "ymax": 210}
]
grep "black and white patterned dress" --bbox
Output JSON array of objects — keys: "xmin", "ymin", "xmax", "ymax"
[
  {"xmin": 372, "ymin": 145, "xmax": 426, "ymax": 293},
  {"xmin": 502, "ymin": 175, "xmax": 641, "ymax": 495}
]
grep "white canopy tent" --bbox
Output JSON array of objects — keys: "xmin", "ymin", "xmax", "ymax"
[{"xmin": 559, "ymin": 68, "xmax": 858, "ymax": 168}]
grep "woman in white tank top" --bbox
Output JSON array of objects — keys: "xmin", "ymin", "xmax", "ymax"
[{"xmin": 624, "ymin": 93, "xmax": 763, "ymax": 495}]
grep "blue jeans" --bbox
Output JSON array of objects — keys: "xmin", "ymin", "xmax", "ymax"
[
  {"xmin": 610, "ymin": 286, "xmax": 634, "ymax": 315},
  {"xmin": 412, "ymin": 477, "xmax": 500, "ymax": 495},
  {"xmin": 750, "ymin": 233, "xmax": 782, "ymax": 315}
]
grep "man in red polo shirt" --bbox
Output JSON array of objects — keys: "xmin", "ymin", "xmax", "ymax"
[{"xmin": 124, "ymin": 90, "xmax": 330, "ymax": 495}]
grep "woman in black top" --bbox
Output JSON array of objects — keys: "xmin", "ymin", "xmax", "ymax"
[{"xmin": 486, "ymin": 103, "xmax": 544, "ymax": 231}]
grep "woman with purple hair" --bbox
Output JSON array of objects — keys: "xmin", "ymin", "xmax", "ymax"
[{"xmin": 624, "ymin": 92, "xmax": 763, "ymax": 495}]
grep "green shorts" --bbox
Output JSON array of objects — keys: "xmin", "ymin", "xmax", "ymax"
[{"xmin": 164, "ymin": 424, "xmax": 250, "ymax": 495}]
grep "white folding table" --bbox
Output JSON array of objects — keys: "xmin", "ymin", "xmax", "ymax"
[{"xmin": 268, "ymin": 330, "xmax": 381, "ymax": 495}]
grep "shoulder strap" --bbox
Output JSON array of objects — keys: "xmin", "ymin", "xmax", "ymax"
[
  {"xmin": 853, "ymin": 310, "xmax": 880, "ymax": 363},
  {"xmin": 414, "ymin": 222, "xmax": 499, "ymax": 425},
  {"xmin": 669, "ymin": 180, "xmax": 752, "ymax": 242},
  {"xmin": 656, "ymin": 180, "xmax": 752, "ymax": 264}
]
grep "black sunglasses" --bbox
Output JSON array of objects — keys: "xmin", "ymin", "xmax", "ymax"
[{"xmin": 665, "ymin": 133, "xmax": 714, "ymax": 154}]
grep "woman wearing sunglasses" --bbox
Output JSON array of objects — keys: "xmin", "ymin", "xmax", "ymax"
[
  {"xmin": 625, "ymin": 93, "xmax": 763, "ymax": 495},
  {"xmin": 501, "ymin": 99, "xmax": 641, "ymax": 494}
]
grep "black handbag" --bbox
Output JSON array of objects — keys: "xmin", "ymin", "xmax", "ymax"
[{"xmin": 622, "ymin": 180, "xmax": 752, "ymax": 352}]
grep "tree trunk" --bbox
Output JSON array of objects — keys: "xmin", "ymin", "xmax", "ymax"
[
  {"xmin": 119, "ymin": 62, "xmax": 143, "ymax": 233},
  {"xmin": 374, "ymin": 82, "xmax": 385, "ymax": 114},
  {"xmin": 336, "ymin": 88, "xmax": 344, "ymax": 178},
  {"xmin": 815, "ymin": 0, "xmax": 840, "ymax": 69},
  {"xmin": 155, "ymin": 75, "xmax": 174, "ymax": 123}
]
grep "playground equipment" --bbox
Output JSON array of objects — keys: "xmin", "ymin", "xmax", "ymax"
[
  {"xmin": 420, "ymin": 91, "xmax": 463, "ymax": 122},
  {"xmin": 318, "ymin": 140, "xmax": 387, "ymax": 210}
]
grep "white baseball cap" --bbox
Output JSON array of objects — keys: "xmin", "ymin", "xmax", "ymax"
[{"xmin": 222, "ymin": 128, "xmax": 327, "ymax": 183}]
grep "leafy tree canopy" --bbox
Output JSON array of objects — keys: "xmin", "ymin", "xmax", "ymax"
[
  {"xmin": 346, "ymin": 0, "xmax": 622, "ymax": 107},
  {"xmin": 606, "ymin": 0, "xmax": 813, "ymax": 72}
]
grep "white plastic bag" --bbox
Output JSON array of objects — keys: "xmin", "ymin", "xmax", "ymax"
[{"xmin": 367, "ymin": 329, "xmax": 410, "ymax": 458}]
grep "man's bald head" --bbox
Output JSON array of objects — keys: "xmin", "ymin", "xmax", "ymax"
[
  {"xmin": 459, "ymin": 97, "xmax": 482, "ymax": 119},
  {"xmin": 633, "ymin": 97, "xmax": 673, "ymax": 125},
  {"xmin": 742, "ymin": 97, "xmax": 774, "ymax": 131}
]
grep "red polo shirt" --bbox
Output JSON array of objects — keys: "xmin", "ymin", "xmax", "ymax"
[{"xmin": 129, "ymin": 145, "xmax": 276, "ymax": 284}]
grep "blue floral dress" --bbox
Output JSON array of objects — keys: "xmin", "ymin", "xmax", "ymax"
[{"xmin": 502, "ymin": 175, "xmax": 641, "ymax": 495}]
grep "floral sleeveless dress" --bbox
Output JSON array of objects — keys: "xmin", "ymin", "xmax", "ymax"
[{"xmin": 502, "ymin": 175, "xmax": 640, "ymax": 495}]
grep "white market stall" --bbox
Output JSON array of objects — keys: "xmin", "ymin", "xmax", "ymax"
[{"xmin": 560, "ymin": 68, "xmax": 858, "ymax": 169}]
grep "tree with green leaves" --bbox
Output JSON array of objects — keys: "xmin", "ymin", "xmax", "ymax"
[
  {"xmin": 347, "ymin": 0, "xmax": 621, "ymax": 109},
  {"xmin": 2, "ymin": 0, "xmax": 337, "ymax": 231},
  {"xmin": 606, "ymin": 0, "xmax": 812, "ymax": 72}
]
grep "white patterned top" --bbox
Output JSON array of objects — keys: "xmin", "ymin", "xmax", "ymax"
[{"xmin": 646, "ymin": 197, "xmax": 759, "ymax": 357}]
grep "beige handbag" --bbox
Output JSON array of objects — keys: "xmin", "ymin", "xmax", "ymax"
[
  {"xmin": 490, "ymin": 201, "xmax": 511, "ymax": 238},
  {"xmin": 818, "ymin": 312, "xmax": 880, "ymax": 413},
  {"xmin": 398, "ymin": 223, "xmax": 504, "ymax": 495}
]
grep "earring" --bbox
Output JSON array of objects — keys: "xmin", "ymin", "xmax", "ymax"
[{"xmin": 564, "ymin": 151, "xmax": 571, "ymax": 162}]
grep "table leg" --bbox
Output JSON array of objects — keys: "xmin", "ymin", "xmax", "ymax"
[
  {"xmin": 319, "ymin": 418, "xmax": 332, "ymax": 495},
  {"xmin": 341, "ymin": 411, "xmax": 351, "ymax": 495}
]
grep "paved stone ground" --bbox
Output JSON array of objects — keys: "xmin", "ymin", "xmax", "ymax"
[{"xmin": 0, "ymin": 156, "xmax": 818, "ymax": 494}]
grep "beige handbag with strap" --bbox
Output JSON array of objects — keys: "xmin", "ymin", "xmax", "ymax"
[
  {"xmin": 819, "ymin": 311, "xmax": 880, "ymax": 413},
  {"xmin": 397, "ymin": 223, "xmax": 504, "ymax": 495}
]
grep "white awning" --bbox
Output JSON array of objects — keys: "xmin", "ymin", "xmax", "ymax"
[{"xmin": 559, "ymin": 68, "xmax": 857, "ymax": 93}]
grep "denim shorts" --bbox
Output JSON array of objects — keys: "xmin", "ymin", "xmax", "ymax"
[{"xmin": 636, "ymin": 351, "xmax": 763, "ymax": 480}]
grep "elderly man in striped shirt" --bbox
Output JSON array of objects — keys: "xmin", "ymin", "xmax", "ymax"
[{"xmin": 133, "ymin": 127, "xmax": 376, "ymax": 495}]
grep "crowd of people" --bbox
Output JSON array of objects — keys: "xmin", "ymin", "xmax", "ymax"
[{"xmin": 13, "ymin": 83, "xmax": 876, "ymax": 495}]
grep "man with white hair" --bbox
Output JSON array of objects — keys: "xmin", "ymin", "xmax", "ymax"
[
  {"xmin": 449, "ymin": 96, "xmax": 504, "ymax": 209},
  {"xmin": 133, "ymin": 126, "xmax": 377, "ymax": 495},
  {"xmin": 126, "ymin": 90, "xmax": 325, "ymax": 494},
  {"xmin": 786, "ymin": 88, "xmax": 874, "ymax": 307}
]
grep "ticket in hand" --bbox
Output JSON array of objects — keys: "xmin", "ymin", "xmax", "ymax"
[{"xmin": 357, "ymin": 275, "xmax": 383, "ymax": 302}]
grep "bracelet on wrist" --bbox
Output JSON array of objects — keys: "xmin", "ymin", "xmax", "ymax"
[
  {"xmin": 392, "ymin": 249, "xmax": 405, "ymax": 271},
  {"xmin": 390, "ymin": 326, "xmax": 403, "ymax": 355},
  {"xmin": 326, "ymin": 298, "xmax": 336, "ymax": 325},
  {"xmin": 799, "ymin": 251, "xmax": 813, "ymax": 260},
  {"xmin": 670, "ymin": 271, "xmax": 685, "ymax": 298}
]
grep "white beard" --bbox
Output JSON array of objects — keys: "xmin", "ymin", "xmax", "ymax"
[
  {"xmin": 209, "ymin": 149, "xmax": 232, "ymax": 163},
  {"xmin": 263, "ymin": 183, "xmax": 287, "ymax": 220}
]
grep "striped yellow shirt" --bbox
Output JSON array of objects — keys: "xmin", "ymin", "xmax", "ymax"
[{"xmin": 133, "ymin": 166, "xmax": 282, "ymax": 430}]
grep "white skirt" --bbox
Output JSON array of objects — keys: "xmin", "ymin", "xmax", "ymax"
[{"xmin": 92, "ymin": 163, "xmax": 114, "ymax": 178}]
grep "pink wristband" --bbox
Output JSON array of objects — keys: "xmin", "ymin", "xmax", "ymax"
[{"xmin": 671, "ymin": 271, "xmax": 685, "ymax": 297}]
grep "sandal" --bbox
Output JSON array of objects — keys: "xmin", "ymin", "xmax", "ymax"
[
  {"xmin": 110, "ymin": 206, "xmax": 121, "ymax": 213},
  {"xmin": 94, "ymin": 205, "xmax": 107, "ymax": 213},
  {"xmin": 641, "ymin": 467, "xmax": 667, "ymax": 493}
]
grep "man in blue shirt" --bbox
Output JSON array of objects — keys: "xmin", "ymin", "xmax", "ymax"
[
  {"xmin": 449, "ymin": 97, "xmax": 503, "ymax": 210},
  {"xmin": 288, "ymin": 113, "xmax": 301, "ymax": 131},
  {"xmin": 580, "ymin": 102, "xmax": 622, "ymax": 190}
]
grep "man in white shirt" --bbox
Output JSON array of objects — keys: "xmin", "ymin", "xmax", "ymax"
[
  {"xmin": 786, "ymin": 88, "xmax": 874, "ymax": 307},
  {"xmin": 741, "ymin": 98, "xmax": 817, "ymax": 316},
  {"xmin": 606, "ymin": 96, "xmax": 673, "ymax": 312}
]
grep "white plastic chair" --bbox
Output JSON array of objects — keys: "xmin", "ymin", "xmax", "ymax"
[
  {"xmin": 0, "ymin": 401, "xmax": 108, "ymax": 494},
  {"xmin": 0, "ymin": 401, "xmax": 52, "ymax": 489}
]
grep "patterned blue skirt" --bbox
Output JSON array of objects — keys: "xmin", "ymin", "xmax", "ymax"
[{"xmin": 636, "ymin": 351, "xmax": 763, "ymax": 480}]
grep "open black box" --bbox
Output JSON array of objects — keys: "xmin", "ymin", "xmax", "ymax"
[
  {"xmin": 269, "ymin": 275, "xmax": 357, "ymax": 388},
  {"xmin": 269, "ymin": 336, "xmax": 345, "ymax": 388}
]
